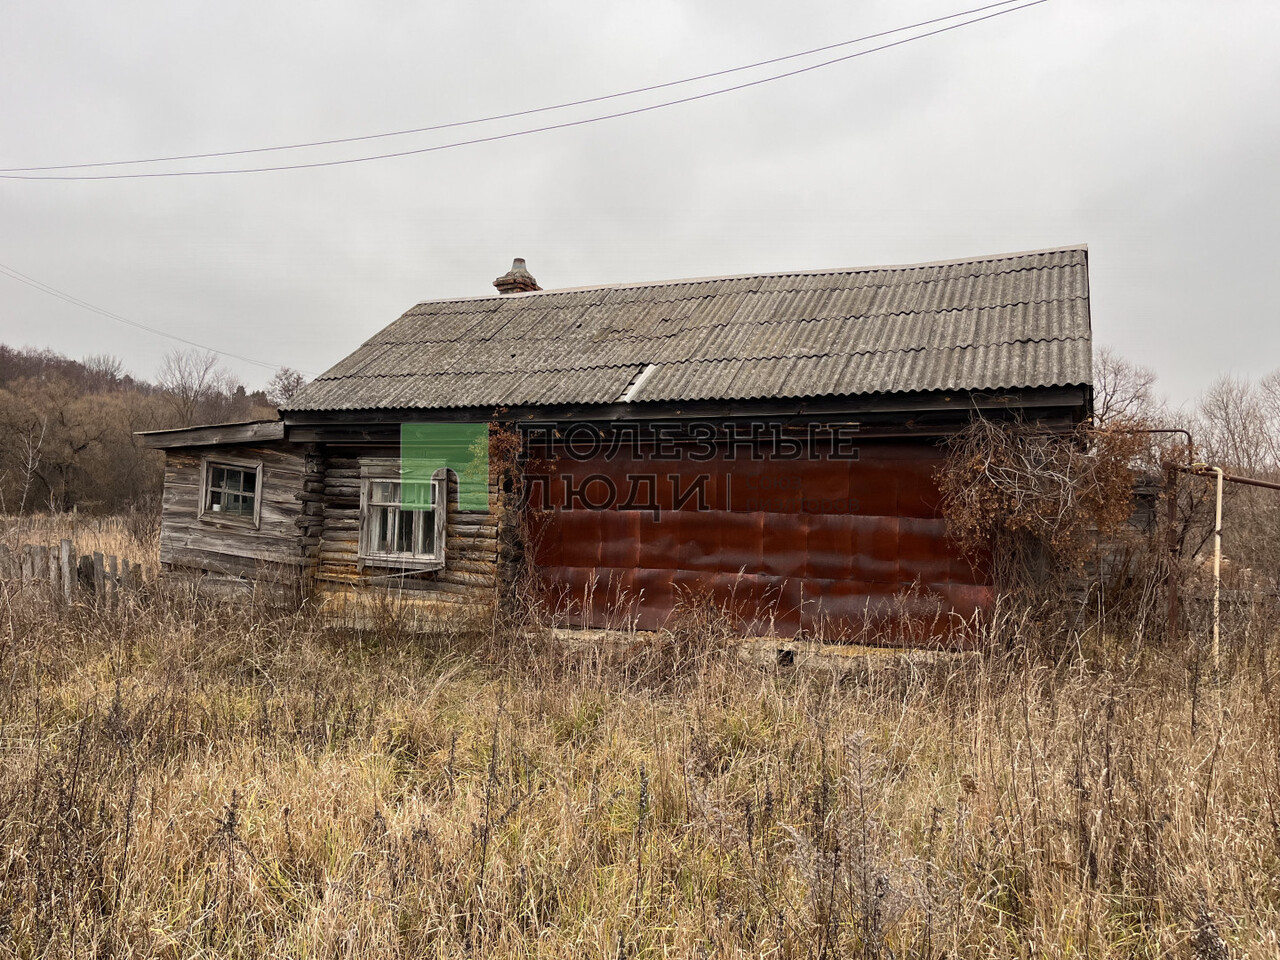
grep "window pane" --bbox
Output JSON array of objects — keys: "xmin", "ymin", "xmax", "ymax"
[
  {"xmin": 421, "ymin": 509, "xmax": 436, "ymax": 556},
  {"xmin": 242, "ymin": 471, "xmax": 256, "ymax": 494},
  {"xmin": 370, "ymin": 506, "xmax": 389, "ymax": 552},
  {"xmin": 209, "ymin": 490, "xmax": 223, "ymax": 510},
  {"xmin": 211, "ymin": 467, "xmax": 225, "ymax": 489},
  {"xmin": 402, "ymin": 481, "xmax": 433, "ymax": 509},
  {"xmin": 396, "ymin": 509, "xmax": 415, "ymax": 553},
  {"xmin": 371, "ymin": 481, "xmax": 399, "ymax": 504}
]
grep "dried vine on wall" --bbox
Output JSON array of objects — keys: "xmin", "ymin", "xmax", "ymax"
[{"xmin": 938, "ymin": 419, "xmax": 1148, "ymax": 596}]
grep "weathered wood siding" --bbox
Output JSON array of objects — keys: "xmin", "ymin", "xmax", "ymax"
[
  {"xmin": 159, "ymin": 443, "xmax": 307, "ymax": 581},
  {"xmin": 312, "ymin": 453, "xmax": 502, "ymax": 607}
]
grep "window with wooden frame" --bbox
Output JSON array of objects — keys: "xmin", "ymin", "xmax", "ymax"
[
  {"xmin": 199, "ymin": 458, "xmax": 263, "ymax": 527},
  {"xmin": 358, "ymin": 460, "xmax": 447, "ymax": 569}
]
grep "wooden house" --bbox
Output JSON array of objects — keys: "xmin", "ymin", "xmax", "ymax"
[{"xmin": 140, "ymin": 247, "xmax": 1093, "ymax": 642}]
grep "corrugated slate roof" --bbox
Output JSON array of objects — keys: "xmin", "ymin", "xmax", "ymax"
[{"xmin": 284, "ymin": 246, "xmax": 1092, "ymax": 412}]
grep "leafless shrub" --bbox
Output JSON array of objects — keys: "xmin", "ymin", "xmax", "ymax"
[{"xmin": 938, "ymin": 418, "xmax": 1153, "ymax": 651}]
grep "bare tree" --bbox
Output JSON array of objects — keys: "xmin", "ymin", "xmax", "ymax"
[
  {"xmin": 157, "ymin": 349, "xmax": 234, "ymax": 427},
  {"xmin": 81, "ymin": 353, "xmax": 125, "ymax": 389},
  {"xmin": 1093, "ymin": 346, "xmax": 1159, "ymax": 427},
  {"xmin": 265, "ymin": 366, "xmax": 307, "ymax": 408},
  {"xmin": 1194, "ymin": 373, "xmax": 1280, "ymax": 475},
  {"xmin": 15, "ymin": 410, "xmax": 48, "ymax": 515}
]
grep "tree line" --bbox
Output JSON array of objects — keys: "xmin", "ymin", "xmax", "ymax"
[{"xmin": 0, "ymin": 345, "xmax": 304, "ymax": 515}]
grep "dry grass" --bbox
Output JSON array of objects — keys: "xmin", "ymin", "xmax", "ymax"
[
  {"xmin": 0, "ymin": 511, "xmax": 160, "ymax": 570},
  {"xmin": 1, "ymin": 585, "xmax": 1278, "ymax": 958}
]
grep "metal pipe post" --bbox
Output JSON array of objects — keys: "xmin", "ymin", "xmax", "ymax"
[{"xmin": 1211, "ymin": 466, "xmax": 1223, "ymax": 681}]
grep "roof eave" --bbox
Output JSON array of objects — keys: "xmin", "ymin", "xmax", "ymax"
[{"xmin": 136, "ymin": 419, "xmax": 285, "ymax": 449}]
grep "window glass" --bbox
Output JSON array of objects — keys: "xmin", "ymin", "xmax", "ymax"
[
  {"xmin": 402, "ymin": 481, "xmax": 434, "ymax": 509},
  {"xmin": 361, "ymin": 473, "xmax": 442, "ymax": 560},
  {"xmin": 421, "ymin": 511, "xmax": 437, "ymax": 555},
  {"xmin": 396, "ymin": 509, "xmax": 416, "ymax": 553},
  {"xmin": 205, "ymin": 463, "xmax": 258, "ymax": 521},
  {"xmin": 370, "ymin": 504, "xmax": 394, "ymax": 553}
]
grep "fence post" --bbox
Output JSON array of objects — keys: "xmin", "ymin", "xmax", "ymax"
[
  {"xmin": 93, "ymin": 552, "xmax": 106, "ymax": 602},
  {"xmin": 44, "ymin": 546, "xmax": 58, "ymax": 599},
  {"xmin": 78, "ymin": 555, "xmax": 94, "ymax": 596},
  {"xmin": 61, "ymin": 540, "xmax": 74, "ymax": 603},
  {"xmin": 108, "ymin": 555, "xmax": 119, "ymax": 609}
]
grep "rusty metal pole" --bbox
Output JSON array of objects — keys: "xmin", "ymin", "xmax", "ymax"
[{"xmin": 1165, "ymin": 461, "xmax": 1179, "ymax": 641}]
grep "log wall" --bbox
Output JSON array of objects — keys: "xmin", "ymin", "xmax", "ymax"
[{"xmin": 312, "ymin": 453, "xmax": 503, "ymax": 607}]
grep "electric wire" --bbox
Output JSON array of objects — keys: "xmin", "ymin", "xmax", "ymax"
[
  {"xmin": 0, "ymin": 259, "xmax": 308, "ymax": 372},
  {"xmin": 0, "ymin": 0, "xmax": 1026, "ymax": 174},
  {"xmin": 0, "ymin": 0, "xmax": 1047, "ymax": 181}
]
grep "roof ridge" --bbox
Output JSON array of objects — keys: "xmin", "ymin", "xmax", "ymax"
[
  {"xmin": 371, "ymin": 292, "xmax": 1090, "ymax": 347},
  {"xmin": 402, "ymin": 245, "xmax": 1089, "ymax": 308}
]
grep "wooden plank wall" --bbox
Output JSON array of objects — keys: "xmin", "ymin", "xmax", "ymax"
[
  {"xmin": 313, "ymin": 454, "xmax": 501, "ymax": 605},
  {"xmin": 159, "ymin": 443, "xmax": 308, "ymax": 581}
]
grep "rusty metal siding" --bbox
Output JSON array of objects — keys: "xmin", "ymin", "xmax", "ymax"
[{"xmin": 526, "ymin": 436, "xmax": 989, "ymax": 645}]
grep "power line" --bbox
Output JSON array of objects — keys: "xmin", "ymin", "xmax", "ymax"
[
  {"xmin": 0, "ymin": 259, "xmax": 307, "ymax": 373},
  {"xmin": 0, "ymin": 0, "xmax": 1026, "ymax": 174},
  {"xmin": 0, "ymin": 0, "xmax": 1048, "ymax": 181}
]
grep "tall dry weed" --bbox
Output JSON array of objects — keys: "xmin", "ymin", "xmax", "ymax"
[{"xmin": 0, "ymin": 580, "xmax": 1277, "ymax": 957}]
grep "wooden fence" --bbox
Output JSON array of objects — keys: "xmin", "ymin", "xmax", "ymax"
[{"xmin": 0, "ymin": 540, "xmax": 148, "ymax": 605}]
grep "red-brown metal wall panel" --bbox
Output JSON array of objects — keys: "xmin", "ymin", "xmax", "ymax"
[{"xmin": 525, "ymin": 437, "xmax": 990, "ymax": 647}]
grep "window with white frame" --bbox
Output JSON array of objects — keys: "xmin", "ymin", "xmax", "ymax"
[
  {"xmin": 200, "ymin": 458, "xmax": 263, "ymax": 526},
  {"xmin": 359, "ymin": 461, "xmax": 447, "ymax": 567}
]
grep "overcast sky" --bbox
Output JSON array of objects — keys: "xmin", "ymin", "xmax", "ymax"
[{"xmin": 2, "ymin": 0, "xmax": 1277, "ymax": 408}]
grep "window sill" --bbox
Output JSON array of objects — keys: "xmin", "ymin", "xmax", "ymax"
[
  {"xmin": 198, "ymin": 512, "xmax": 261, "ymax": 531},
  {"xmin": 357, "ymin": 555, "xmax": 445, "ymax": 574}
]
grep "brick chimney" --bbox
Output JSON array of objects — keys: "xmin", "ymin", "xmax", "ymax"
[{"xmin": 493, "ymin": 257, "xmax": 541, "ymax": 295}]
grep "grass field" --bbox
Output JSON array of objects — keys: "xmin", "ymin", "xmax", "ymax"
[
  {"xmin": 1, "ymin": 578, "xmax": 1277, "ymax": 958},
  {"xmin": 1, "ymin": 511, "xmax": 160, "ymax": 574}
]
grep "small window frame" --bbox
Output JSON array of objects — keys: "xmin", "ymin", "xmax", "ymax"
[
  {"xmin": 198, "ymin": 456, "xmax": 264, "ymax": 529},
  {"xmin": 358, "ymin": 459, "xmax": 448, "ymax": 571}
]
